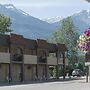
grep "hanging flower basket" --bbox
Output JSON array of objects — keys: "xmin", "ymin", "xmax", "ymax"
[{"xmin": 77, "ymin": 28, "xmax": 90, "ymax": 52}]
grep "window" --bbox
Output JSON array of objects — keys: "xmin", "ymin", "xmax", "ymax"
[
  {"xmin": 49, "ymin": 53, "xmax": 56, "ymax": 57},
  {"xmin": 13, "ymin": 47, "xmax": 23, "ymax": 61}
]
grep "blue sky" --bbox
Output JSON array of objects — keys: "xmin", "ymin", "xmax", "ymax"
[{"xmin": 0, "ymin": 0, "xmax": 90, "ymax": 19}]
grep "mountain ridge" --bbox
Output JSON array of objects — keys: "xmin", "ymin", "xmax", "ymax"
[
  {"xmin": 43, "ymin": 10, "xmax": 90, "ymax": 34},
  {"xmin": 0, "ymin": 4, "xmax": 90, "ymax": 38},
  {"xmin": 0, "ymin": 4, "xmax": 56, "ymax": 39}
]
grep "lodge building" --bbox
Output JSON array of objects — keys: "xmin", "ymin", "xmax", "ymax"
[{"xmin": 0, "ymin": 33, "xmax": 68, "ymax": 83}]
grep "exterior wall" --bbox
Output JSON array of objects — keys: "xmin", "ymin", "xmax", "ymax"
[
  {"xmin": 24, "ymin": 65, "xmax": 36, "ymax": 81},
  {"xmin": 24, "ymin": 55, "xmax": 37, "ymax": 64},
  {"xmin": 58, "ymin": 58, "xmax": 63, "ymax": 64},
  {"xmin": 10, "ymin": 44, "xmax": 24, "ymax": 54},
  {"xmin": 58, "ymin": 58, "xmax": 68, "ymax": 65},
  {"xmin": 38, "ymin": 65, "xmax": 46, "ymax": 80},
  {"xmin": 25, "ymin": 49, "xmax": 36, "ymax": 55},
  {"xmin": 0, "ymin": 52, "xmax": 10, "ymax": 63},
  {"xmin": 12, "ymin": 64, "xmax": 21, "ymax": 82},
  {"xmin": 65, "ymin": 58, "xmax": 68, "ymax": 65},
  {"xmin": 0, "ymin": 45, "xmax": 9, "ymax": 53},
  {"xmin": 0, "ymin": 45, "xmax": 10, "ymax": 63},
  {"xmin": 0, "ymin": 64, "xmax": 9, "ymax": 83},
  {"xmin": 47, "ymin": 57, "xmax": 57, "ymax": 65}
]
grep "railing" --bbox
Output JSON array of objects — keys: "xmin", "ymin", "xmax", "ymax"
[
  {"xmin": 24, "ymin": 55, "xmax": 37, "ymax": 64},
  {"xmin": 47, "ymin": 57, "xmax": 57, "ymax": 65},
  {"xmin": 58, "ymin": 58, "xmax": 68, "ymax": 65},
  {"xmin": 0, "ymin": 52, "xmax": 10, "ymax": 63},
  {"xmin": 58, "ymin": 58, "xmax": 63, "ymax": 64}
]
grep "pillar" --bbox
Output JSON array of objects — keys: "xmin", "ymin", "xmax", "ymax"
[
  {"xmin": 86, "ymin": 66, "xmax": 88, "ymax": 82},
  {"xmin": 62, "ymin": 52, "xmax": 65, "ymax": 79},
  {"xmin": 56, "ymin": 51, "xmax": 59, "ymax": 79},
  {"xmin": 88, "ymin": 66, "xmax": 90, "ymax": 83},
  {"xmin": 46, "ymin": 64, "xmax": 49, "ymax": 80}
]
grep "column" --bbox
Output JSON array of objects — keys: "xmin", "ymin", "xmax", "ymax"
[
  {"xmin": 89, "ymin": 66, "xmax": 90, "ymax": 82},
  {"xmin": 46, "ymin": 64, "xmax": 49, "ymax": 80},
  {"xmin": 62, "ymin": 52, "xmax": 65, "ymax": 79},
  {"xmin": 56, "ymin": 51, "xmax": 59, "ymax": 79}
]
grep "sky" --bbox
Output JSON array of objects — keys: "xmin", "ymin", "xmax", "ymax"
[{"xmin": 0, "ymin": 0, "xmax": 90, "ymax": 19}]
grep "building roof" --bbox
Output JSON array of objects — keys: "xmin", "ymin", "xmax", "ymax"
[
  {"xmin": 37, "ymin": 39, "xmax": 48, "ymax": 49},
  {"xmin": 10, "ymin": 33, "xmax": 25, "ymax": 45},
  {"xmin": 24, "ymin": 38, "xmax": 36, "ymax": 49},
  {"xmin": 57, "ymin": 43, "xmax": 68, "ymax": 52},
  {"xmin": 0, "ymin": 33, "xmax": 68, "ymax": 52},
  {"xmin": 48, "ymin": 43, "xmax": 57, "ymax": 53}
]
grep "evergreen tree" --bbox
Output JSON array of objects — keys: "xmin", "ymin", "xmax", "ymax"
[
  {"xmin": 49, "ymin": 16, "xmax": 79, "ymax": 68},
  {"xmin": 0, "ymin": 14, "xmax": 12, "ymax": 34}
]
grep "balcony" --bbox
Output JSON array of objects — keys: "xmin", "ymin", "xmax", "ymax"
[
  {"xmin": 24, "ymin": 55, "xmax": 37, "ymax": 64},
  {"xmin": 38, "ymin": 56, "xmax": 47, "ymax": 64},
  {"xmin": 12, "ymin": 54, "xmax": 23, "ymax": 62},
  {"xmin": 58, "ymin": 58, "xmax": 63, "ymax": 64},
  {"xmin": 58, "ymin": 58, "xmax": 68, "ymax": 65},
  {"xmin": 65, "ymin": 58, "xmax": 68, "ymax": 65},
  {"xmin": 47, "ymin": 57, "xmax": 57, "ymax": 65},
  {"xmin": 0, "ymin": 52, "xmax": 10, "ymax": 63}
]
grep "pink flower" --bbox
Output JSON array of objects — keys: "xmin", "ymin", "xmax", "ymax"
[
  {"xmin": 77, "ymin": 28, "xmax": 90, "ymax": 52},
  {"xmin": 84, "ymin": 28, "xmax": 90, "ymax": 36}
]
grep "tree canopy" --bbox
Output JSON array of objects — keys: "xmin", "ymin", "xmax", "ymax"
[
  {"xmin": 0, "ymin": 14, "xmax": 12, "ymax": 34},
  {"xmin": 50, "ymin": 17, "xmax": 79, "ymax": 50},
  {"xmin": 49, "ymin": 16, "xmax": 79, "ymax": 68}
]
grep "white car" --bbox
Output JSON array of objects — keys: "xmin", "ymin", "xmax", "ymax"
[{"xmin": 72, "ymin": 69, "xmax": 83, "ymax": 77}]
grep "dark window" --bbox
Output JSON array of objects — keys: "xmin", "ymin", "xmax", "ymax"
[{"xmin": 13, "ymin": 48, "xmax": 23, "ymax": 61}]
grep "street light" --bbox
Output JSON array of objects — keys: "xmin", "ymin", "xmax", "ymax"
[{"xmin": 85, "ymin": 51, "xmax": 90, "ymax": 82}]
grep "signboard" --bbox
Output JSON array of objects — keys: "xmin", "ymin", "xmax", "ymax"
[{"xmin": 85, "ymin": 62, "xmax": 90, "ymax": 66}]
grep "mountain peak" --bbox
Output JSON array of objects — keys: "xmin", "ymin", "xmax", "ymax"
[
  {"xmin": 3, "ymin": 4, "xmax": 16, "ymax": 9},
  {"xmin": 42, "ymin": 16, "xmax": 63, "ymax": 24},
  {"xmin": 0, "ymin": 4, "xmax": 55, "ymax": 39},
  {"xmin": 73, "ymin": 10, "xmax": 90, "ymax": 16}
]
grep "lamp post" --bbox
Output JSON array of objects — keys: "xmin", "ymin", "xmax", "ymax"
[{"xmin": 85, "ymin": 51, "xmax": 90, "ymax": 82}]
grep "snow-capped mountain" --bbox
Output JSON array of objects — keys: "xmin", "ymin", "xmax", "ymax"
[
  {"xmin": 0, "ymin": 4, "xmax": 90, "ymax": 38},
  {"xmin": 0, "ymin": 4, "xmax": 56, "ymax": 39},
  {"xmin": 72, "ymin": 10, "xmax": 90, "ymax": 34},
  {"xmin": 48, "ymin": 10, "xmax": 90, "ymax": 34},
  {"xmin": 42, "ymin": 16, "xmax": 63, "ymax": 29},
  {"xmin": 42, "ymin": 16, "xmax": 63, "ymax": 24}
]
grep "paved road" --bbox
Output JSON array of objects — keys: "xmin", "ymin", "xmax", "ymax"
[{"xmin": 0, "ymin": 77, "xmax": 90, "ymax": 90}]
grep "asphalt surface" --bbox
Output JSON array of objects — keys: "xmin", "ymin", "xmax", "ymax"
[{"xmin": 0, "ymin": 77, "xmax": 90, "ymax": 90}]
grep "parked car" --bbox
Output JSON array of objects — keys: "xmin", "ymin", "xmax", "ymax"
[{"xmin": 72, "ymin": 69, "xmax": 84, "ymax": 77}]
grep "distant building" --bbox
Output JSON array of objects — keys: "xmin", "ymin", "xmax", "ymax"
[{"xmin": 0, "ymin": 33, "xmax": 68, "ymax": 83}]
